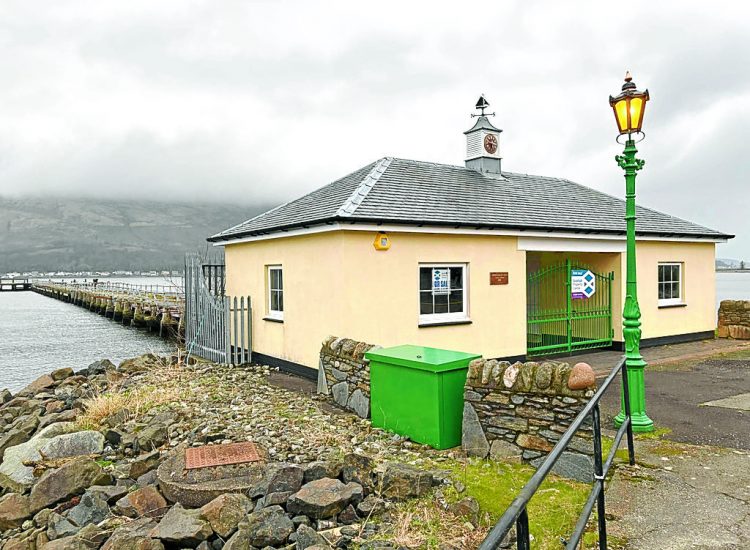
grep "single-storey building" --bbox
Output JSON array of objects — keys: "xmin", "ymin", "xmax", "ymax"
[{"xmin": 208, "ymin": 101, "xmax": 732, "ymax": 378}]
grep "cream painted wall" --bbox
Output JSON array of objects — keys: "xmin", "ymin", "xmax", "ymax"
[
  {"xmin": 224, "ymin": 230, "xmax": 528, "ymax": 371},
  {"xmin": 635, "ymin": 240, "xmax": 716, "ymax": 339}
]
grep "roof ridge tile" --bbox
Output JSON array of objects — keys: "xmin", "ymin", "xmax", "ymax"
[{"xmin": 336, "ymin": 157, "xmax": 392, "ymax": 217}]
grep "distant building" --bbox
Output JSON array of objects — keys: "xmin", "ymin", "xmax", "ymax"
[{"xmin": 209, "ymin": 99, "xmax": 732, "ymax": 377}]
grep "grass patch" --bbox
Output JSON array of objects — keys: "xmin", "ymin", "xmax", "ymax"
[{"xmin": 635, "ymin": 426, "xmax": 672, "ymax": 441}]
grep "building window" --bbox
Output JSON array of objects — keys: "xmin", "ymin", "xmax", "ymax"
[
  {"xmin": 267, "ymin": 266, "xmax": 283, "ymax": 319},
  {"xmin": 658, "ymin": 263, "xmax": 683, "ymax": 306},
  {"xmin": 419, "ymin": 264, "xmax": 468, "ymax": 324}
]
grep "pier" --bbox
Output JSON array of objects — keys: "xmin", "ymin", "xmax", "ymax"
[
  {"xmin": 32, "ymin": 281, "xmax": 185, "ymax": 339},
  {"xmin": 0, "ymin": 278, "xmax": 31, "ymax": 291}
]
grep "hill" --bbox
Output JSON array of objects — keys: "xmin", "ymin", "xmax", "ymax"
[{"xmin": 0, "ymin": 196, "xmax": 269, "ymax": 272}]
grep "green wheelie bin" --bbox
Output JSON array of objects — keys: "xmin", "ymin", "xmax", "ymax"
[{"xmin": 365, "ymin": 344, "xmax": 481, "ymax": 449}]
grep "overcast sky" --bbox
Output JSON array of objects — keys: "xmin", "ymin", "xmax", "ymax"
[{"xmin": 0, "ymin": 1, "xmax": 747, "ymax": 258}]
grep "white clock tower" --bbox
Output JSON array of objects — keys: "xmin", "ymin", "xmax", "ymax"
[{"xmin": 464, "ymin": 95, "xmax": 503, "ymax": 174}]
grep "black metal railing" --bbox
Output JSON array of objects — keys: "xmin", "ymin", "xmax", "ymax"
[{"xmin": 479, "ymin": 357, "xmax": 635, "ymax": 550}]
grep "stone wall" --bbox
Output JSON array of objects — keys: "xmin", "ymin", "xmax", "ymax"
[
  {"xmin": 461, "ymin": 359, "xmax": 597, "ymax": 481},
  {"xmin": 317, "ymin": 336, "xmax": 378, "ymax": 419},
  {"xmin": 717, "ymin": 300, "xmax": 750, "ymax": 339}
]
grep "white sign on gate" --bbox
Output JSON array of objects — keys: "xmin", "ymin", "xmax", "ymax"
[
  {"xmin": 571, "ymin": 269, "xmax": 596, "ymax": 300},
  {"xmin": 432, "ymin": 268, "xmax": 451, "ymax": 295}
]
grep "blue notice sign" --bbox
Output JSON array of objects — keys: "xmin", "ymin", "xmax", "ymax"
[{"xmin": 571, "ymin": 269, "xmax": 596, "ymax": 299}]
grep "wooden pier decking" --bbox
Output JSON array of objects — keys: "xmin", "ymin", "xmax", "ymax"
[
  {"xmin": 0, "ymin": 278, "xmax": 31, "ymax": 291},
  {"xmin": 32, "ymin": 281, "xmax": 185, "ymax": 339}
]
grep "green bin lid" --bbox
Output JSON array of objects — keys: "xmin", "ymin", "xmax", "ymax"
[{"xmin": 365, "ymin": 344, "xmax": 481, "ymax": 373}]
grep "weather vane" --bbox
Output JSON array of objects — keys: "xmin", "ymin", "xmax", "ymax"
[{"xmin": 471, "ymin": 94, "xmax": 496, "ymax": 118}]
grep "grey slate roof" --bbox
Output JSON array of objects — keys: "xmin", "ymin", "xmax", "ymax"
[{"xmin": 209, "ymin": 157, "xmax": 732, "ymax": 242}]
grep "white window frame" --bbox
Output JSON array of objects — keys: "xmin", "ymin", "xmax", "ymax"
[
  {"xmin": 418, "ymin": 263, "xmax": 469, "ymax": 325},
  {"xmin": 657, "ymin": 262, "xmax": 684, "ymax": 307},
  {"xmin": 267, "ymin": 265, "xmax": 284, "ymax": 320}
]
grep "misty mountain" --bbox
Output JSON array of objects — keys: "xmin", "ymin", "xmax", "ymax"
[{"xmin": 0, "ymin": 196, "xmax": 270, "ymax": 272}]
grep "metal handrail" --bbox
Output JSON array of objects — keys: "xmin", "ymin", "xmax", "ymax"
[{"xmin": 479, "ymin": 356, "xmax": 634, "ymax": 550}]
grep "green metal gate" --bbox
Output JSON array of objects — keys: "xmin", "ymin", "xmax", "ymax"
[{"xmin": 527, "ymin": 260, "xmax": 614, "ymax": 357}]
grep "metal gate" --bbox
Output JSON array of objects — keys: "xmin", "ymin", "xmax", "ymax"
[
  {"xmin": 527, "ymin": 260, "xmax": 613, "ymax": 357},
  {"xmin": 184, "ymin": 253, "xmax": 252, "ymax": 365}
]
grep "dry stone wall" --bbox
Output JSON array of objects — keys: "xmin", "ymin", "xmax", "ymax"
[
  {"xmin": 317, "ymin": 336, "xmax": 378, "ymax": 419},
  {"xmin": 717, "ymin": 300, "xmax": 750, "ymax": 339},
  {"xmin": 462, "ymin": 359, "xmax": 597, "ymax": 482}
]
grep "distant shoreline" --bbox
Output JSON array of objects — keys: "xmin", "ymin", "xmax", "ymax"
[{"xmin": 716, "ymin": 269, "xmax": 750, "ymax": 273}]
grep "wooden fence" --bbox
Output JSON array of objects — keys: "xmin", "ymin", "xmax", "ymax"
[{"xmin": 184, "ymin": 254, "xmax": 251, "ymax": 365}]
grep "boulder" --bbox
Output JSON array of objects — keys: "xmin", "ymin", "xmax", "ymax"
[
  {"xmin": 0, "ymin": 493, "xmax": 31, "ymax": 530},
  {"xmin": 380, "ymin": 463, "xmax": 433, "ymax": 500},
  {"xmin": 119, "ymin": 354, "xmax": 163, "ymax": 374},
  {"xmin": 128, "ymin": 450, "xmax": 161, "ymax": 480},
  {"xmin": 461, "ymin": 403, "xmax": 489, "ymax": 458},
  {"xmin": 490, "ymin": 439, "xmax": 523, "ymax": 461},
  {"xmin": 568, "ymin": 363, "xmax": 596, "ymax": 390},
  {"xmin": 0, "ymin": 388, "xmax": 12, "ymax": 404},
  {"xmin": 66, "ymin": 493, "xmax": 110, "ymax": 528},
  {"xmin": 245, "ymin": 505, "xmax": 294, "ymax": 547},
  {"xmin": 287, "ymin": 478, "xmax": 364, "ymax": 519},
  {"xmin": 50, "ymin": 368, "xmax": 74, "ymax": 382},
  {"xmin": 84, "ymin": 359, "xmax": 116, "ymax": 376},
  {"xmin": 114, "ymin": 486, "xmax": 168, "ymax": 518},
  {"xmin": 136, "ymin": 425, "xmax": 168, "ymax": 451},
  {"xmin": 295, "ymin": 523, "xmax": 328, "ymax": 549},
  {"xmin": 22, "ymin": 374, "xmax": 56, "ymax": 395},
  {"xmin": 199, "ymin": 493, "xmax": 252, "ymax": 539},
  {"xmin": 42, "ymin": 524, "xmax": 107, "ymax": 550},
  {"xmin": 348, "ymin": 389, "xmax": 370, "ymax": 419},
  {"xmin": 251, "ymin": 462, "xmax": 304, "ymax": 498},
  {"xmin": 530, "ymin": 452, "xmax": 593, "ymax": 483},
  {"xmin": 149, "ymin": 503, "xmax": 213, "ymax": 545},
  {"xmin": 0, "ymin": 422, "xmax": 80, "ymax": 492},
  {"xmin": 448, "ymin": 497, "xmax": 480, "ymax": 526},
  {"xmin": 47, "ymin": 512, "xmax": 79, "ymax": 539},
  {"xmin": 254, "ymin": 490, "xmax": 293, "ymax": 511},
  {"xmin": 86, "ymin": 485, "xmax": 128, "ymax": 504},
  {"xmin": 39, "ymin": 431, "xmax": 105, "ymax": 459},
  {"xmin": 338, "ymin": 503, "xmax": 359, "ymax": 524},
  {"xmin": 340, "ymin": 453, "xmax": 375, "ymax": 492},
  {"xmin": 357, "ymin": 494, "xmax": 385, "ymax": 517},
  {"xmin": 0, "ymin": 415, "xmax": 40, "ymax": 459},
  {"xmin": 28, "ymin": 457, "xmax": 112, "ymax": 513},
  {"xmin": 101, "ymin": 518, "xmax": 164, "ymax": 550},
  {"xmin": 303, "ymin": 461, "xmax": 341, "ymax": 484},
  {"xmin": 223, "ymin": 527, "xmax": 253, "ymax": 550}
]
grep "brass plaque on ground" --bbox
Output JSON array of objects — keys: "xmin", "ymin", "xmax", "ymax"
[{"xmin": 184, "ymin": 442, "xmax": 262, "ymax": 470}]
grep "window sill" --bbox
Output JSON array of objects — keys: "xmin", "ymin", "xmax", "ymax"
[
  {"xmin": 263, "ymin": 316, "xmax": 284, "ymax": 323},
  {"xmin": 658, "ymin": 302, "xmax": 687, "ymax": 309},
  {"xmin": 419, "ymin": 319, "xmax": 472, "ymax": 328}
]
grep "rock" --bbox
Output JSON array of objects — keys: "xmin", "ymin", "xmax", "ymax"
[
  {"xmin": 39, "ymin": 431, "xmax": 105, "ymax": 459},
  {"xmin": 254, "ymin": 491, "xmax": 293, "ymax": 511},
  {"xmin": 28, "ymin": 457, "xmax": 113, "ymax": 513},
  {"xmin": 48, "ymin": 512, "xmax": 79, "ymax": 539},
  {"xmin": 531, "ymin": 452, "xmax": 594, "ymax": 483},
  {"xmin": 490, "ymin": 439, "xmax": 523, "ymax": 461},
  {"xmin": 568, "ymin": 363, "xmax": 596, "ymax": 390},
  {"xmin": 66, "ymin": 493, "xmax": 110, "ymax": 527},
  {"xmin": 535, "ymin": 363, "xmax": 554, "ymax": 390},
  {"xmin": 503, "ymin": 363, "xmax": 521, "ymax": 388},
  {"xmin": 119, "ymin": 354, "xmax": 163, "ymax": 374},
  {"xmin": 251, "ymin": 462, "xmax": 304, "ymax": 498},
  {"xmin": 348, "ymin": 389, "xmax": 370, "ymax": 419},
  {"xmin": 50, "ymin": 368, "xmax": 74, "ymax": 381},
  {"xmin": 199, "ymin": 493, "xmax": 252, "ymax": 539},
  {"xmin": 245, "ymin": 505, "xmax": 294, "ymax": 547},
  {"xmin": 357, "ymin": 494, "xmax": 385, "ymax": 517},
  {"xmin": 303, "ymin": 461, "xmax": 341, "ymax": 483},
  {"xmin": 448, "ymin": 497, "xmax": 480, "ymax": 526},
  {"xmin": 136, "ymin": 470, "xmax": 158, "ymax": 487},
  {"xmin": 136, "ymin": 425, "xmax": 168, "ymax": 451},
  {"xmin": 380, "ymin": 463, "xmax": 433, "ymax": 500},
  {"xmin": 287, "ymin": 478, "xmax": 363, "ymax": 519},
  {"xmin": 338, "ymin": 503, "xmax": 359, "ymax": 524},
  {"xmin": 114, "ymin": 485, "xmax": 168, "ymax": 518},
  {"xmin": 128, "ymin": 450, "xmax": 161, "ymax": 479},
  {"xmin": 0, "ymin": 415, "xmax": 39, "ymax": 459},
  {"xmin": 101, "ymin": 518, "xmax": 164, "ymax": 550},
  {"xmin": 0, "ymin": 493, "xmax": 31, "ymax": 530},
  {"xmin": 85, "ymin": 359, "xmax": 116, "ymax": 376},
  {"xmin": 43, "ymin": 524, "xmax": 107, "ymax": 550},
  {"xmin": 295, "ymin": 523, "xmax": 328, "ymax": 549},
  {"xmin": 0, "ymin": 388, "xmax": 12, "ymax": 404},
  {"xmin": 462, "ymin": 403, "xmax": 489, "ymax": 458},
  {"xmin": 156, "ymin": 445, "xmax": 266, "ymax": 507},
  {"xmin": 0, "ymin": 422, "xmax": 80, "ymax": 492},
  {"xmin": 149, "ymin": 503, "xmax": 213, "ymax": 545},
  {"xmin": 104, "ymin": 430, "xmax": 122, "ymax": 447},
  {"xmin": 515, "ymin": 434, "xmax": 553, "ymax": 453},
  {"xmin": 331, "ymin": 382, "xmax": 349, "ymax": 407},
  {"xmin": 86, "ymin": 485, "xmax": 128, "ymax": 504},
  {"xmin": 340, "ymin": 453, "xmax": 375, "ymax": 492},
  {"xmin": 22, "ymin": 374, "xmax": 56, "ymax": 395},
  {"xmin": 223, "ymin": 527, "xmax": 252, "ymax": 550}
]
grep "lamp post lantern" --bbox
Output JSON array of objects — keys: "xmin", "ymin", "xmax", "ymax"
[{"xmin": 611, "ymin": 72, "xmax": 654, "ymax": 432}]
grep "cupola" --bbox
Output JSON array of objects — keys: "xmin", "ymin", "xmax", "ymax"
[{"xmin": 464, "ymin": 95, "xmax": 503, "ymax": 174}]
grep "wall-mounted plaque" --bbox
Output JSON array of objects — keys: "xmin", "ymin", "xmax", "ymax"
[{"xmin": 490, "ymin": 272, "xmax": 509, "ymax": 285}]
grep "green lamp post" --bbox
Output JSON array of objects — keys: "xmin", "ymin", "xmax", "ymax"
[{"xmin": 611, "ymin": 72, "xmax": 654, "ymax": 432}]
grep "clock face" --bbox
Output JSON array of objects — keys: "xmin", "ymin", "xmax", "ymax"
[{"xmin": 484, "ymin": 134, "xmax": 498, "ymax": 154}]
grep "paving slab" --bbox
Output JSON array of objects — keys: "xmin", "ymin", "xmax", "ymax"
[{"xmin": 702, "ymin": 392, "xmax": 750, "ymax": 411}]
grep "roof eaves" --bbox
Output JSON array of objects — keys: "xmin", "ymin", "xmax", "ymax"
[{"xmin": 335, "ymin": 157, "xmax": 392, "ymax": 217}]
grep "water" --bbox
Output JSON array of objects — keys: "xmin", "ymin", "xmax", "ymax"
[
  {"xmin": 0, "ymin": 278, "xmax": 176, "ymax": 393},
  {"xmin": 716, "ymin": 272, "xmax": 750, "ymax": 306}
]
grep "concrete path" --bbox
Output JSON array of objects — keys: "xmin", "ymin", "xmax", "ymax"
[{"xmin": 607, "ymin": 440, "xmax": 750, "ymax": 549}]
